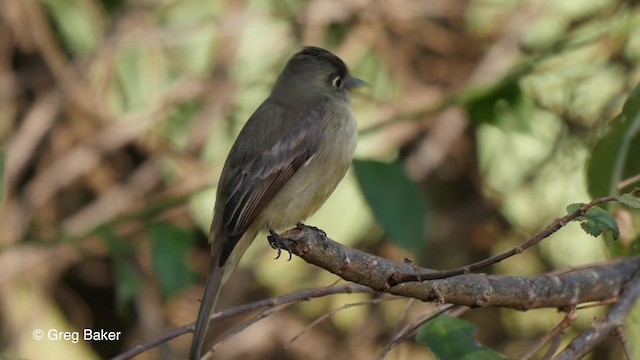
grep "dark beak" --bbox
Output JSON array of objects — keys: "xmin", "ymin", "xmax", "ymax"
[{"xmin": 345, "ymin": 75, "xmax": 366, "ymax": 89}]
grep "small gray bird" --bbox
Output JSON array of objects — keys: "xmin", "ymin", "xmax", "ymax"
[{"xmin": 189, "ymin": 46, "xmax": 363, "ymax": 359}]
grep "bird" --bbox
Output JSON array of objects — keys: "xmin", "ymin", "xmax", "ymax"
[{"xmin": 189, "ymin": 46, "xmax": 363, "ymax": 359}]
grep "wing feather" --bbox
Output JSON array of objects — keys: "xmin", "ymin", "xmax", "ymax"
[{"xmin": 216, "ymin": 99, "xmax": 327, "ymax": 265}]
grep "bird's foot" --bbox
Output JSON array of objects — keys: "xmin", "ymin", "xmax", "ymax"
[
  {"xmin": 267, "ymin": 228, "xmax": 293, "ymax": 261},
  {"xmin": 296, "ymin": 222, "xmax": 327, "ymax": 238}
]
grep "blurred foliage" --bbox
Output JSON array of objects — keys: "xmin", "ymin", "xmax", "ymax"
[
  {"xmin": 587, "ymin": 83, "xmax": 640, "ymax": 198},
  {"xmin": 619, "ymin": 193, "xmax": 640, "ymax": 209},
  {"xmin": 2, "ymin": 0, "xmax": 640, "ymax": 359},
  {"xmin": 98, "ymin": 226, "xmax": 142, "ymax": 314},
  {"xmin": 587, "ymin": 81, "xmax": 640, "ymax": 258},
  {"xmin": 416, "ymin": 315, "xmax": 504, "ymax": 360},
  {"xmin": 149, "ymin": 222, "xmax": 197, "ymax": 299},
  {"xmin": 42, "ymin": 0, "xmax": 103, "ymax": 56},
  {"xmin": 0, "ymin": 150, "xmax": 4, "ymax": 202},
  {"xmin": 467, "ymin": 81, "xmax": 534, "ymax": 131},
  {"xmin": 354, "ymin": 159, "xmax": 428, "ymax": 257}
]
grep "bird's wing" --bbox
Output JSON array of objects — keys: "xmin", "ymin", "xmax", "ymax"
[{"xmin": 217, "ymin": 99, "xmax": 327, "ymax": 265}]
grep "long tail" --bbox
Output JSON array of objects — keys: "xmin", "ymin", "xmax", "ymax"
[
  {"xmin": 189, "ymin": 250, "xmax": 223, "ymax": 360},
  {"xmin": 189, "ymin": 227, "xmax": 257, "ymax": 359}
]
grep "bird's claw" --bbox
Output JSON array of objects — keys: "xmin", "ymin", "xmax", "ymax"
[{"xmin": 267, "ymin": 228, "xmax": 293, "ymax": 261}]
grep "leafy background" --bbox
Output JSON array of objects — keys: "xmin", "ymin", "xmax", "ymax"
[{"xmin": 1, "ymin": 0, "xmax": 639, "ymax": 359}]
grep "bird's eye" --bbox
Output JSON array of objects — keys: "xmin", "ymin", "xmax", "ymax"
[{"xmin": 332, "ymin": 76, "xmax": 342, "ymax": 88}]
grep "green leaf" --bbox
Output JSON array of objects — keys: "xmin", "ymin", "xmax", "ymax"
[
  {"xmin": 466, "ymin": 81, "xmax": 533, "ymax": 132},
  {"xmin": 112, "ymin": 257, "xmax": 142, "ymax": 315},
  {"xmin": 617, "ymin": 193, "xmax": 640, "ymax": 209},
  {"xmin": 116, "ymin": 46, "xmax": 166, "ymax": 111},
  {"xmin": 97, "ymin": 226, "xmax": 141, "ymax": 314},
  {"xmin": 416, "ymin": 315, "xmax": 504, "ymax": 360},
  {"xmin": 160, "ymin": 101, "xmax": 201, "ymax": 149},
  {"xmin": 42, "ymin": 0, "xmax": 101, "ymax": 55},
  {"xmin": 567, "ymin": 204, "xmax": 620, "ymax": 240},
  {"xmin": 566, "ymin": 203, "xmax": 582, "ymax": 213},
  {"xmin": 99, "ymin": 225, "xmax": 131, "ymax": 253},
  {"xmin": 587, "ymin": 83, "xmax": 640, "ymax": 198},
  {"xmin": 353, "ymin": 160, "xmax": 428, "ymax": 256},
  {"xmin": 149, "ymin": 223, "xmax": 197, "ymax": 299}
]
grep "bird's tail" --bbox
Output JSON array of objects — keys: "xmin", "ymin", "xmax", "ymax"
[
  {"xmin": 189, "ymin": 250, "xmax": 223, "ymax": 360},
  {"xmin": 189, "ymin": 228, "xmax": 257, "ymax": 359}
]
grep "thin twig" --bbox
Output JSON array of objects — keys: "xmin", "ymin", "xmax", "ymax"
[
  {"xmin": 378, "ymin": 304, "xmax": 460, "ymax": 360},
  {"xmin": 388, "ymin": 196, "xmax": 617, "ymax": 286},
  {"xmin": 111, "ymin": 284, "xmax": 374, "ymax": 360},
  {"xmin": 541, "ymin": 334, "xmax": 563, "ymax": 360},
  {"xmin": 284, "ymin": 295, "xmax": 404, "ymax": 350},
  {"xmin": 203, "ymin": 303, "xmax": 291, "ymax": 359},
  {"xmin": 520, "ymin": 307, "xmax": 577, "ymax": 360},
  {"xmin": 613, "ymin": 326, "xmax": 631, "ymax": 360},
  {"xmin": 617, "ymin": 173, "xmax": 640, "ymax": 190}
]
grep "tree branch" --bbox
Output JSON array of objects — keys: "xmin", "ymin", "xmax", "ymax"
[
  {"xmin": 278, "ymin": 226, "xmax": 639, "ymax": 310},
  {"xmin": 114, "ymin": 225, "xmax": 640, "ymax": 360},
  {"xmin": 553, "ymin": 266, "xmax": 640, "ymax": 359}
]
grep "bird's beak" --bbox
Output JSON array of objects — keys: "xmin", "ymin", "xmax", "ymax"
[{"xmin": 345, "ymin": 76, "xmax": 366, "ymax": 89}]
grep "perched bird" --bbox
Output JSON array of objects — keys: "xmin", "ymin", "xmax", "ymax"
[{"xmin": 189, "ymin": 46, "xmax": 363, "ymax": 359}]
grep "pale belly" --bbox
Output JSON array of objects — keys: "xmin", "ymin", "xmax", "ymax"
[
  {"xmin": 259, "ymin": 110, "xmax": 357, "ymax": 230},
  {"xmin": 219, "ymin": 107, "xmax": 357, "ymax": 280}
]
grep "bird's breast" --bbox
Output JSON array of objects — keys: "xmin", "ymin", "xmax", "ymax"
[{"xmin": 260, "ymin": 105, "xmax": 357, "ymax": 230}]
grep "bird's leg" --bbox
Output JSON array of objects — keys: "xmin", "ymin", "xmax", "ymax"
[{"xmin": 267, "ymin": 228, "xmax": 293, "ymax": 261}]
